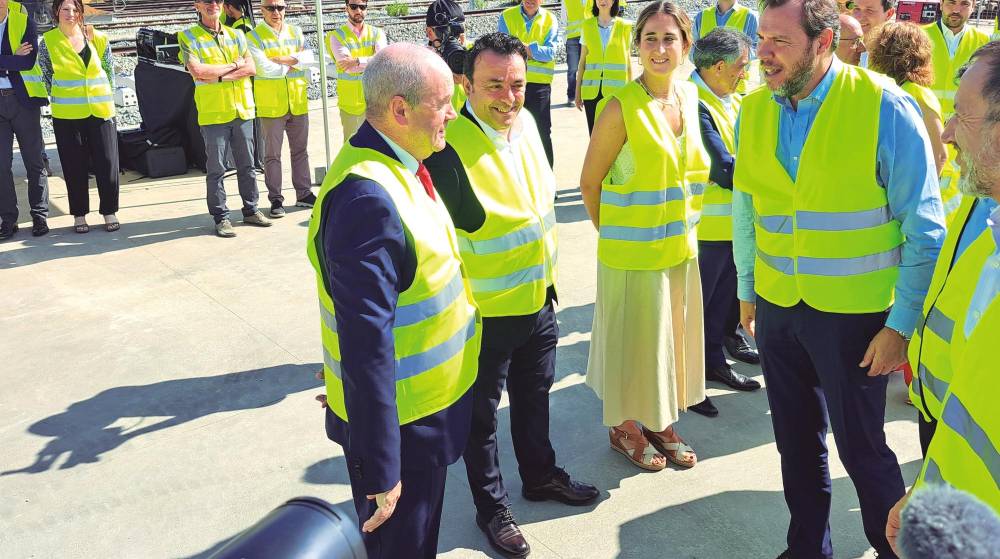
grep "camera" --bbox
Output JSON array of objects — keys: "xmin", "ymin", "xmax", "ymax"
[{"xmin": 426, "ymin": 0, "xmax": 467, "ymax": 75}]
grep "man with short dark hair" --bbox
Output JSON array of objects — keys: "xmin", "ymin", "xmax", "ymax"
[
  {"xmin": 851, "ymin": 0, "xmax": 894, "ymax": 66},
  {"xmin": 425, "ymin": 32, "xmax": 598, "ymax": 559},
  {"xmin": 326, "ymin": 0, "xmax": 387, "ymax": 140},
  {"xmin": 222, "ymin": 0, "xmax": 252, "ymax": 34},
  {"xmin": 734, "ymin": 0, "xmax": 946, "ymax": 556}
]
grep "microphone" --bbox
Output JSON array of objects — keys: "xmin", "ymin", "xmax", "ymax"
[{"xmin": 898, "ymin": 484, "xmax": 1000, "ymax": 559}]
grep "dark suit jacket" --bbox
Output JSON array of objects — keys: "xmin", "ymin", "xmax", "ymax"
[
  {"xmin": 697, "ymin": 100, "xmax": 734, "ymax": 190},
  {"xmin": 0, "ymin": 13, "xmax": 48, "ymax": 108},
  {"xmin": 319, "ymin": 121, "xmax": 472, "ymax": 495}
]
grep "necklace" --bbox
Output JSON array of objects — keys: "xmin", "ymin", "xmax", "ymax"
[{"xmin": 638, "ymin": 76, "xmax": 679, "ymax": 107}]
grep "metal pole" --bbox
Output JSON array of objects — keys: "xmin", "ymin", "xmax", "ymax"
[{"xmin": 316, "ymin": 0, "xmax": 332, "ymax": 168}]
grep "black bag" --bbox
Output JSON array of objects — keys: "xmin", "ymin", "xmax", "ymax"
[
  {"xmin": 134, "ymin": 146, "xmax": 188, "ymax": 178},
  {"xmin": 117, "ymin": 128, "xmax": 152, "ymax": 171}
]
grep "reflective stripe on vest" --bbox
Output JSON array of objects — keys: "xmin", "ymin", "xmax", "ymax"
[
  {"xmin": 306, "ymin": 146, "xmax": 481, "ymax": 425},
  {"xmin": 502, "ymin": 7, "xmax": 557, "ymax": 84},
  {"xmin": 694, "ymin": 77, "xmax": 741, "ymax": 241},
  {"xmin": 180, "ymin": 26, "xmax": 255, "ymax": 125},
  {"xmin": 247, "ymin": 23, "xmax": 309, "ymax": 117},
  {"xmin": 580, "ymin": 17, "xmax": 632, "ymax": 100},
  {"xmin": 443, "ymin": 111, "xmax": 558, "ymax": 317},
  {"xmin": 597, "ymin": 80, "xmax": 711, "ymax": 270},
  {"xmin": 43, "ymin": 28, "xmax": 114, "ymax": 119},
  {"xmin": 940, "ymin": 395, "xmax": 1000, "ymax": 490},
  {"xmin": 7, "ymin": 6, "xmax": 46, "ymax": 99},
  {"xmin": 326, "ymin": 24, "xmax": 382, "ymax": 115},
  {"xmin": 734, "ymin": 65, "xmax": 903, "ymax": 313},
  {"xmin": 564, "ymin": 0, "xmax": 591, "ymax": 39}
]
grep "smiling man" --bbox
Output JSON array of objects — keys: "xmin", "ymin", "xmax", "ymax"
[
  {"xmin": 732, "ymin": 0, "xmax": 947, "ymax": 556},
  {"xmin": 326, "ymin": 0, "xmax": 387, "ymax": 140},
  {"xmin": 851, "ymin": 0, "xmax": 893, "ymax": 66},
  {"xmin": 424, "ymin": 32, "xmax": 597, "ymax": 559}
]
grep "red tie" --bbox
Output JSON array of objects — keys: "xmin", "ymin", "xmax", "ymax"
[{"xmin": 415, "ymin": 163, "xmax": 437, "ymax": 201}]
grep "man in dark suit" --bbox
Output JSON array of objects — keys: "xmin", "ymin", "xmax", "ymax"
[
  {"xmin": 308, "ymin": 43, "xmax": 481, "ymax": 559},
  {"xmin": 0, "ymin": 0, "xmax": 50, "ymax": 239}
]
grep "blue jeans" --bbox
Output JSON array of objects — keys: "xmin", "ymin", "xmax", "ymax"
[{"xmin": 565, "ymin": 37, "xmax": 581, "ymax": 101}]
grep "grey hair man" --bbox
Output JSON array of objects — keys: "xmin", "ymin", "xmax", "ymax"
[
  {"xmin": 687, "ymin": 26, "xmax": 762, "ymax": 419},
  {"xmin": 836, "ymin": 12, "xmax": 865, "ymax": 65},
  {"xmin": 308, "ymin": 43, "xmax": 477, "ymax": 559}
]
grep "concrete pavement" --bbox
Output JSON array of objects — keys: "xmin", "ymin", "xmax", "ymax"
[{"xmin": 0, "ymin": 68, "xmax": 923, "ymax": 559}]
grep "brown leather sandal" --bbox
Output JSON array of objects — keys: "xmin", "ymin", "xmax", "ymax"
[
  {"xmin": 609, "ymin": 427, "xmax": 666, "ymax": 471},
  {"xmin": 643, "ymin": 426, "xmax": 697, "ymax": 469}
]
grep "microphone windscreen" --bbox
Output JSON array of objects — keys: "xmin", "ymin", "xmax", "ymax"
[{"xmin": 898, "ymin": 484, "xmax": 1000, "ymax": 559}]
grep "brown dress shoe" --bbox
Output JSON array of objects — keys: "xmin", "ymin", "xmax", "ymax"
[{"xmin": 477, "ymin": 508, "xmax": 530, "ymax": 558}]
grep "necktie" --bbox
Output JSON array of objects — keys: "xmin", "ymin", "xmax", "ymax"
[{"xmin": 415, "ymin": 162, "xmax": 437, "ymax": 201}]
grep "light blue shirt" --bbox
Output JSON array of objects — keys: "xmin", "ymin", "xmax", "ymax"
[
  {"xmin": 955, "ymin": 197, "xmax": 997, "ymax": 258},
  {"xmin": 692, "ymin": 4, "xmax": 759, "ymax": 53},
  {"xmin": 0, "ymin": 15, "xmax": 12, "ymax": 90},
  {"xmin": 732, "ymin": 58, "xmax": 947, "ymax": 335},
  {"xmin": 375, "ymin": 129, "xmax": 419, "ymax": 175},
  {"xmin": 941, "ymin": 24, "xmax": 967, "ymax": 57},
  {"xmin": 691, "ymin": 70, "xmax": 735, "ymax": 116},
  {"xmin": 965, "ymin": 203, "xmax": 1000, "ymax": 336},
  {"xmin": 497, "ymin": 6, "xmax": 559, "ymax": 62}
]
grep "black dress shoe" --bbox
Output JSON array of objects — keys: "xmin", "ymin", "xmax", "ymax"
[
  {"xmin": 477, "ymin": 508, "xmax": 530, "ymax": 558},
  {"xmin": 689, "ymin": 396, "xmax": 718, "ymax": 417},
  {"xmin": 724, "ymin": 334, "xmax": 760, "ymax": 364},
  {"xmin": 522, "ymin": 467, "xmax": 598, "ymax": 505},
  {"xmin": 0, "ymin": 222, "xmax": 18, "ymax": 240},
  {"xmin": 776, "ymin": 550, "xmax": 791, "ymax": 559},
  {"xmin": 707, "ymin": 363, "xmax": 761, "ymax": 391},
  {"xmin": 31, "ymin": 216, "xmax": 49, "ymax": 237}
]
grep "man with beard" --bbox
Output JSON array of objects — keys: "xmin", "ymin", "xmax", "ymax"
[
  {"xmin": 424, "ymin": 32, "xmax": 598, "ymax": 558},
  {"xmin": 851, "ymin": 0, "xmax": 893, "ymax": 67},
  {"xmin": 327, "ymin": 0, "xmax": 387, "ymax": 140},
  {"xmin": 732, "ymin": 0, "xmax": 946, "ymax": 556},
  {"xmin": 886, "ymin": 43, "xmax": 1000, "ymax": 550}
]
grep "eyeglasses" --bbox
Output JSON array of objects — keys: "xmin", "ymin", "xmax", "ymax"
[
  {"xmin": 198, "ymin": 0, "xmax": 224, "ymax": 4},
  {"xmin": 839, "ymin": 36, "xmax": 864, "ymax": 49},
  {"xmin": 348, "ymin": 3, "xmax": 367, "ymax": 10},
  {"xmin": 263, "ymin": 4, "xmax": 286, "ymax": 11}
]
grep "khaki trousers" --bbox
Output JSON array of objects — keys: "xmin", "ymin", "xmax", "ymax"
[{"xmin": 260, "ymin": 112, "xmax": 312, "ymax": 204}]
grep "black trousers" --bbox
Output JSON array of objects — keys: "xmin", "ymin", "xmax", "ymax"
[
  {"xmin": 345, "ymin": 453, "xmax": 447, "ymax": 559},
  {"xmin": 463, "ymin": 300, "xmax": 558, "ymax": 519},
  {"xmin": 698, "ymin": 241, "xmax": 741, "ymax": 368},
  {"xmin": 918, "ymin": 411, "xmax": 937, "ymax": 457},
  {"xmin": 52, "ymin": 116, "xmax": 119, "ymax": 217},
  {"xmin": 583, "ymin": 91, "xmax": 603, "ymax": 135},
  {"xmin": 756, "ymin": 299, "xmax": 904, "ymax": 559},
  {"xmin": 523, "ymin": 82, "xmax": 553, "ymax": 168},
  {"xmin": 0, "ymin": 95, "xmax": 48, "ymax": 224}
]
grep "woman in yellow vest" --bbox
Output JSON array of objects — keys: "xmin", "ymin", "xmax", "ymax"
[
  {"xmin": 41, "ymin": 0, "xmax": 119, "ymax": 233},
  {"xmin": 574, "ymin": 0, "xmax": 632, "ymax": 133},
  {"xmin": 870, "ymin": 23, "xmax": 953, "ymax": 219},
  {"xmin": 580, "ymin": 1, "xmax": 711, "ymax": 472}
]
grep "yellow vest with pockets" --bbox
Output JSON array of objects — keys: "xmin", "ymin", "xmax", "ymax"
[
  {"xmin": 597, "ymin": 80, "xmax": 711, "ymax": 270},
  {"xmin": 443, "ymin": 110, "xmax": 558, "ymax": 317},
  {"xmin": 247, "ymin": 22, "xmax": 309, "ymax": 118},
  {"xmin": 901, "ymin": 80, "xmax": 961, "ymax": 226},
  {"xmin": 326, "ymin": 24, "xmax": 383, "ymax": 116},
  {"xmin": 43, "ymin": 28, "xmax": 114, "ymax": 119},
  {"xmin": 564, "ymin": 0, "xmax": 591, "ymax": 39},
  {"xmin": 734, "ymin": 65, "xmax": 903, "ymax": 313},
  {"xmin": 180, "ymin": 25, "xmax": 256, "ymax": 125},
  {"xmin": 694, "ymin": 77, "xmax": 741, "ymax": 241},
  {"xmin": 502, "ymin": 6, "xmax": 557, "ymax": 85},
  {"xmin": 7, "ymin": 2, "xmax": 47, "ymax": 100},
  {"xmin": 306, "ymin": 145, "xmax": 482, "ymax": 424},
  {"xmin": 580, "ymin": 17, "xmax": 631, "ymax": 100}
]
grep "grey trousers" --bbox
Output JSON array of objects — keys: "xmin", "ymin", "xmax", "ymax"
[
  {"xmin": 201, "ymin": 118, "xmax": 258, "ymax": 223},
  {"xmin": 0, "ymin": 95, "xmax": 48, "ymax": 225},
  {"xmin": 260, "ymin": 112, "xmax": 311, "ymax": 204}
]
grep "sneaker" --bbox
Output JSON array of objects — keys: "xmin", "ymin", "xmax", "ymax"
[
  {"xmin": 215, "ymin": 219, "xmax": 236, "ymax": 238},
  {"xmin": 243, "ymin": 210, "xmax": 273, "ymax": 227},
  {"xmin": 31, "ymin": 216, "xmax": 49, "ymax": 237},
  {"xmin": 295, "ymin": 192, "xmax": 317, "ymax": 208},
  {"xmin": 269, "ymin": 201, "xmax": 286, "ymax": 218}
]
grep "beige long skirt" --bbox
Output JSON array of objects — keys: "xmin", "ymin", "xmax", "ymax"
[{"xmin": 585, "ymin": 257, "xmax": 706, "ymax": 432}]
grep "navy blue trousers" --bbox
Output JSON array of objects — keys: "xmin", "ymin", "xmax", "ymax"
[
  {"xmin": 755, "ymin": 299, "xmax": 904, "ymax": 559},
  {"xmin": 698, "ymin": 241, "xmax": 741, "ymax": 368},
  {"xmin": 463, "ymin": 300, "xmax": 558, "ymax": 519},
  {"xmin": 345, "ymin": 455, "xmax": 447, "ymax": 559}
]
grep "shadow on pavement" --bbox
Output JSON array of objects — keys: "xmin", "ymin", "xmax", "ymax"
[
  {"xmin": 1, "ymin": 363, "xmax": 321, "ymax": 476},
  {"xmin": 615, "ymin": 459, "xmax": 924, "ymax": 559}
]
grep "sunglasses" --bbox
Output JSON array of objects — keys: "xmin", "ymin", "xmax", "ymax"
[
  {"xmin": 263, "ymin": 4, "xmax": 286, "ymax": 10},
  {"xmin": 348, "ymin": 3, "xmax": 367, "ymax": 10},
  {"xmin": 841, "ymin": 0, "xmax": 857, "ymax": 9}
]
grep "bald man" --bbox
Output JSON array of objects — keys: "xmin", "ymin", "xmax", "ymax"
[{"xmin": 837, "ymin": 13, "xmax": 865, "ymax": 65}]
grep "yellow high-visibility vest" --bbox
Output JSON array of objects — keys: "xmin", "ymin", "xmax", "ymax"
[
  {"xmin": 698, "ymin": 4, "xmax": 751, "ymax": 38},
  {"xmin": 42, "ymin": 28, "xmax": 114, "ymax": 120},
  {"xmin": 247, "ymin": 22, "xmax": 309, "ymax": 118},
  {"xmin": 306, "ymin": 144, "xmax": 482, "ymax": 424},
  {"xmin": 580, "ymin": 17, "xmax": 631, "ymax": 100},
  {"xmin": 326, "ymin": 23, "xmax": 384, "ymax": 116},
  {"xmin": 442, "ymin": 110, "xmax": 558, "ymax": 317},
  {"xmin": 734, "ymin": 65, "xmax": 903, "ymax": 313},
  {"xmin": 179, "ymin": 25, "xmax": 256, "ymax": 126},
  {"xmin": 6, "ymin": 2, "xmax": 47, "ymax": 100},
  {"xmin": 909, "ymin": 196, "xmax": 995, "ymax": 422},
  {"xmin": 564, "ymin": 0, "xmax": 591, "ymax": 39},
  {"xmin": 901, "ymin": 80, "xmax": 961, "ymax": 226},
  {"xmin": 597, "ymin": 80, "xmax": 711, "ymax": 270},
  {"xmin": 502, "ymin": 6, "xmax": 557, "ymax": 84},
  {"xmin": 693, "ymin": 77, "xmax": 741, "ymax": 241},
  {"xmin": 923, "ymin": 22, "xmax": 990, "ymax": 120},
  {"xmin": 916, "ymin": 294, "xmax": 1000, "ymax": 513}
]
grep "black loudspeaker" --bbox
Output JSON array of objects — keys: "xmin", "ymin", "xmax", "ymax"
[
  {"xmin": 208, "ymin": 497, "xmax": 366, "ymax": 559},
  {"xmin": 134, "ymin": 146, "xmax": 188, "ymax": 178}
]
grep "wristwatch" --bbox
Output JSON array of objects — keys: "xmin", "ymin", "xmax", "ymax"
[{"xmin": 889, "ymin": 326, "xmax": 911, "ymax": 341}]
